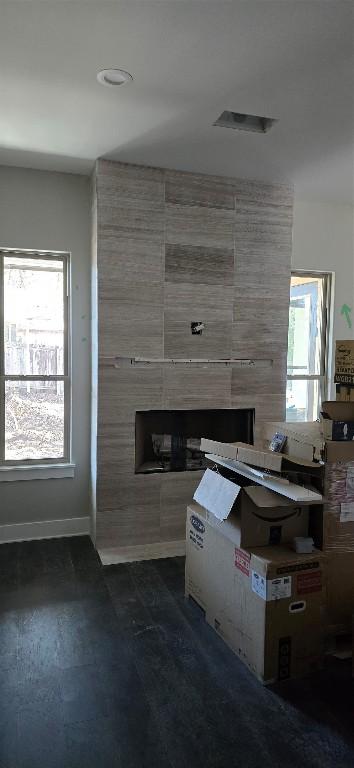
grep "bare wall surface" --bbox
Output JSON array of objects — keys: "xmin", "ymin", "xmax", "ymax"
[{"xmin": 0, "ymin": 166, "xmax": 91, "ymax": 526}]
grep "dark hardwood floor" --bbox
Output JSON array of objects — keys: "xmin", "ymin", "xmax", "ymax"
[{"xmin": 0, "ymin": 535, "xmax": 353, "ymax": 768}]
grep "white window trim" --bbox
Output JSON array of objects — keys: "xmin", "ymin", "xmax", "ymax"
[
  {"xmin": 287, "ymin": 269, "xmax": 333, "ymax": 420},
  {"xmin": 0, "ymin": 247, "xmax": 72, "ymax": 478},
  {"xmin": 0, "ymin": 463, "xmax": 75, "ymax": 482}
]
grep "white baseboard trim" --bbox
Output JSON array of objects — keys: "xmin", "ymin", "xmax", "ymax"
[
  {"xmin": 99, "ymin": 540, "xmax": 186, "ymax": 565},
  {"xmin": 0, "ymin": 516, "xmax": 90, "ymax": 544}
]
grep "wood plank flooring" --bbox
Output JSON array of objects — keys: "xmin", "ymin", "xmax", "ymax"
[{"xmin": 0, "ymin": 536, "xmax": 353, "ymax": 768}]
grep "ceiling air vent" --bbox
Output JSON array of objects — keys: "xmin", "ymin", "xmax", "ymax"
[{"xmin": 214, "ymin": 110, "xmax": 277, "ymax": 133}]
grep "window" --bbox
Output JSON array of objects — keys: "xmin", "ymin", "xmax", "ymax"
[
  {"xmin": 287, "ymin": 272, "xmax": 331, "ymax": 422},
  {"xmin": 0, "ymin": 250, "xmax": 70, "ymax": 465}
]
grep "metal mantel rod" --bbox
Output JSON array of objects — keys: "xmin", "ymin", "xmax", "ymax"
[{"xmin": 113, "ymin": 357, "xmax": 274, "ymax": 368}]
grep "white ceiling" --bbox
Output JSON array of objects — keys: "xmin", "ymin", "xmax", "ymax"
[{"xmin": 0, "ymin": 1, "xmax": 353, "ymax": 203}]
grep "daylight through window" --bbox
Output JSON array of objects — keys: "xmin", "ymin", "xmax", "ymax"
[
  {"xmin": 0, "ymin": 250, "xmax": 70, "ymax": 463},
  {"xmin": 286, "ymin": 272, "xmax": 331, "ymax": 422}
]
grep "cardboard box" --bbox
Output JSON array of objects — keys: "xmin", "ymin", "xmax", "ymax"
[
  {"xmin": 321, "ymin": 401, "xmax": 354, "ymax": 441},
  {"xmin": 262, "ymin": 421, "xmax": 323, "ymax": 463},
  {"xmin": 185, "ymin": 503, "xmax": 325, "ymax": 684},
  {"xmin": 335, "ymin": 340, "xmax": 354, "ymax": 387},
  {"xmin": 200, "ymin": 438, "xmax": 321, "ymax": 474},
  {"xmin": 326, "ymin": 552, "xmax": 354, "ymax": 633},
  {"xmin": 193, "ymin": 470, "xmax": 310, "ymax": 547},
  {"xmin": 336, "ymin": 385, "xmax": 354, "ymax": 402}
]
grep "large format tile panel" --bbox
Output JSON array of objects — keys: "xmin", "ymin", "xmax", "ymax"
[
  {"xmin": 162, "ymin": 366, "xmax": 232, "ymax": 409},
  {"xmin": 160, "ymin": 471, "xmax": 204, "ymax": 541},
  {"xmin": 165, "ymin": 170, "xmax": 235, "ymax": 210},
  {"xmin": 164, "ymin": 309, "xmax": 233, "ymax": 359},
  {"xmin": 166, "ymin": 204, "xmax": 235, "ymax": 249},
  {"xmin": 165, "ymin": 243, "xmax": 234, "ymax": 286},
  {"xmin": 99, "ymin": 301, "xmax": 163, "ymax": 358}
]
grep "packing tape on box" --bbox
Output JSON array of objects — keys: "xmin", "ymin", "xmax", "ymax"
[{"xmin": 324, "ymin": 460, "xmax": 354, "ymax": 552}]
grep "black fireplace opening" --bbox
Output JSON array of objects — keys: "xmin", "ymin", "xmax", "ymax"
[{"xmin": 135, "ymin": 409, "xmax": 254, "ymax": 474}]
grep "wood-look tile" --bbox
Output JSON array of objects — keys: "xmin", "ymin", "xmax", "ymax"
[
  {"xmin": 99, "ymin": 206, "xmax": 165, "ymax": 245},
  {"xmin": 231, "ymin": 356, "xmax": 287, "ymax": 397},
  {"xmin": 96, "ymin": 476, "xmax": 161, "ymax": 546},
  {"xmin": 165, "ymin": 244, "xmax": 234, "ymax": 286},
  {"xmin": 160, "ymin": 471, "xmax": 204, "ymax": 542},
  {"xmin": 166, "ymin": 204, "xmax": 234, "ymax": 248},
  {"xmin": 233, "ymin": 297, "xmax": 289, "ymax": 325},
  {"xmin": 98, "ymin": 367, "xmax": 163, "ymax": 423},
  {"xmin": 232, "ymin": 321, "xmax": 289, "ymax": 359},
  {"xmin": 163, "ymin": 367, "xmax": 232, "ymax": 409},
  {"xmin": 99, "ymin": 302, "xmax": 163, "ymax": 358},
  {"xmin": 97, "ymin": 160, "xmax": 164, "ymax": 206},
  {"xmin": 233, "ymin": 178, "xmax": 294, "ymax": 207},
  {"xmin": 164, "ymin": 281, "xmax": 234, "ymax": 314},
  {"xmin": 164, "ymin": 310, "xmax": 232, "ymax": 359},
  {"xmin": 98, "ymin": 240, "xmax": 163, "ymax": 305},
  {"xmin": 165, "ymin": 171, "xmax": 235, "ymax": 210},
  {"xmin": 97, "ymin": 422, "xmax": 135, "ymax": 478}
]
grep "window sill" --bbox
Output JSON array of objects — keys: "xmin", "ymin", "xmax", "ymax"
[{"xmin": 0, "ymin": 463, "xmax": 75, "ymax": 482}]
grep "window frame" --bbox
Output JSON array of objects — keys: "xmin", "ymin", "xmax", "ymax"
[
  {"xmin": 0, "ymin": 248, "xmax": 71, "ymax": 466},
  {"xmin": 287, "ymin": 269, "xmax": 332, "ymax": 421}
]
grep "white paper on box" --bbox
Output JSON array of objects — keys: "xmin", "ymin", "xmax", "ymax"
[
  {"xmin": 346, "ymin": 468, "xmax": 354, "ymax": 494},
  {"xmin": 267, "ymin": 576, "xmax": 292, "ymax": 601},
  {"xmin": 251, "ymin": 571, "xmax": 267, "ymax": 600},
  {"xmin": 340, "ymin": 501, "xmax": 354, "ymax": 523},
  {"xmin": 193, "ymin": 469, "xmax": 241, "ymax": 521},
  {"xmin": 252, "ymin": 571, "xmax": 292, "ymax": 601}
]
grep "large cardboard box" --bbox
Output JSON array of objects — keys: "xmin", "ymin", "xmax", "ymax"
[
  {"xmin": 262, "ymin": 421, "xmax": 323, "ymax": 462},
  {"xmin": 334, "ymin": 340, "xmax": 354, "ymax": 387},
  {"xmin": 326, "ymin": 553, "xmax": 354, "ymax": 633},
  {"xmin": 185, "ymin": 503, "xmax": 326, "ymax": 684},
  {"xmin": 321, "ymin": 401, "xmax": 354, "ymax": 441},
  {"xmin": 193, "ymin": 470, "xmax": 310, "ymax": 548}
]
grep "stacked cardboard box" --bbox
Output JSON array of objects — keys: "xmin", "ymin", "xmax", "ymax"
[
  {"xmin": 185, "ymin": 440, "xmax": 325, "ymax": 684},
  {"xmin": 320, "ymin": 398, "xmax": 354, "ymax": 633}
]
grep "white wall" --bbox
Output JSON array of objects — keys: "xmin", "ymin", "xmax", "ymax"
[
  {"xmin": 292, "ymin": 199, "xmax": 354, "ymax": 397},
  {"xmin": 0, "ymin": 166, "xmax": 91, "ymax": 528}
]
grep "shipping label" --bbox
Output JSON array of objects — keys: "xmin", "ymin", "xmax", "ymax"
[
  {"xmin": 340, "ymin": 501, "xmax": 354, "ymax": 523},
  {"xmin": 251, "ymin": 571, "xmax": 267, "ymax": 600},
  {"xmin": 297, "ymin": 570, "xmax": 322, "ymax": 595},
  {"xmin": 235, "ymin": 547, "xmax": 251, "ymax": 576},
  {"xmin": 252, "ymin": 571, "xmax": 292, "ymax": 601}
]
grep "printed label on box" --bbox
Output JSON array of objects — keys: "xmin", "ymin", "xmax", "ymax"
[
  {"xmin": 340, "ymin": 501, "xmax": 354, "ymax": 523},
  {"xmin": 235, "ymin": 547, "xmax": 251, "ymax": 576},
  {"xmin": 346, "ymin": 468, "xmax": 354, "ymax": 495},
  {"xmin": 267, "ymin": 576, "xmax": 292, "ymax": 601},
  {"xmin": 251, "ymin": 571, "xmax": 267, "ymax": 600},
  {"xmin": 252, "ymin": 572, "xmax": 292, "ymax": 601},
  {"xmin": 297, "ymin": 570, "xmax": 322, "ymax": 595},
  {"xmin": 277, "ymin": 561, "xmax": 320, "ymax": 575},
  {"xmin": 189, "ymin": 515, "xmax": 204, "ymax": 549}
]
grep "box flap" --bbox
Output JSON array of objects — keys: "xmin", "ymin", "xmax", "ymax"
[
  {"xmin": 244, "ymin": 485, "xmax": 306, "ymax": 509},
  {"xmin": 322, "ymin": 401, "xmax": 354, "ymax": 421},
  {"xmin": 193, "ymin": 468, "xmax": 241, "ymax": 521}
]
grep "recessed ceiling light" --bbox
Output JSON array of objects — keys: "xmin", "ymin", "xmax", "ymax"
[{"xmin": 97, "ymin": 68, "xmax": 133, "ymax": 87}]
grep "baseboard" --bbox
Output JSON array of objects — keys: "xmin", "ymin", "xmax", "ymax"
[
  {"xmin": 0, "ymin": 516, "xmax": 90, "ymax": 544},
  {"xmin": 98, "ymin": 539, "xmax": 186, "ymax": 565}
]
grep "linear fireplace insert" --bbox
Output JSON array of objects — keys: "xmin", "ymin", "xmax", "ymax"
[{"xmin": 135, "ymin": 408, "xmax": 254, "ymax": 474}]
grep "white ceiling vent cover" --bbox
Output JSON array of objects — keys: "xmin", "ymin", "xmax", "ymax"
[{"xmin": 214, "ymin": 111, "xmax": 277, "ymax": 133}]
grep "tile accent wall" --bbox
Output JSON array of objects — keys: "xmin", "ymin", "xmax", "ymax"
[{"xmin": 92, "ymin": 160, "xmax": 293, "ymax": 557}]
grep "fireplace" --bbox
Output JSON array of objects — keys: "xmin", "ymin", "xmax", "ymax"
[{"xmin": 135, "ymin": 408, "xmax": 254, "ymax": 474}]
